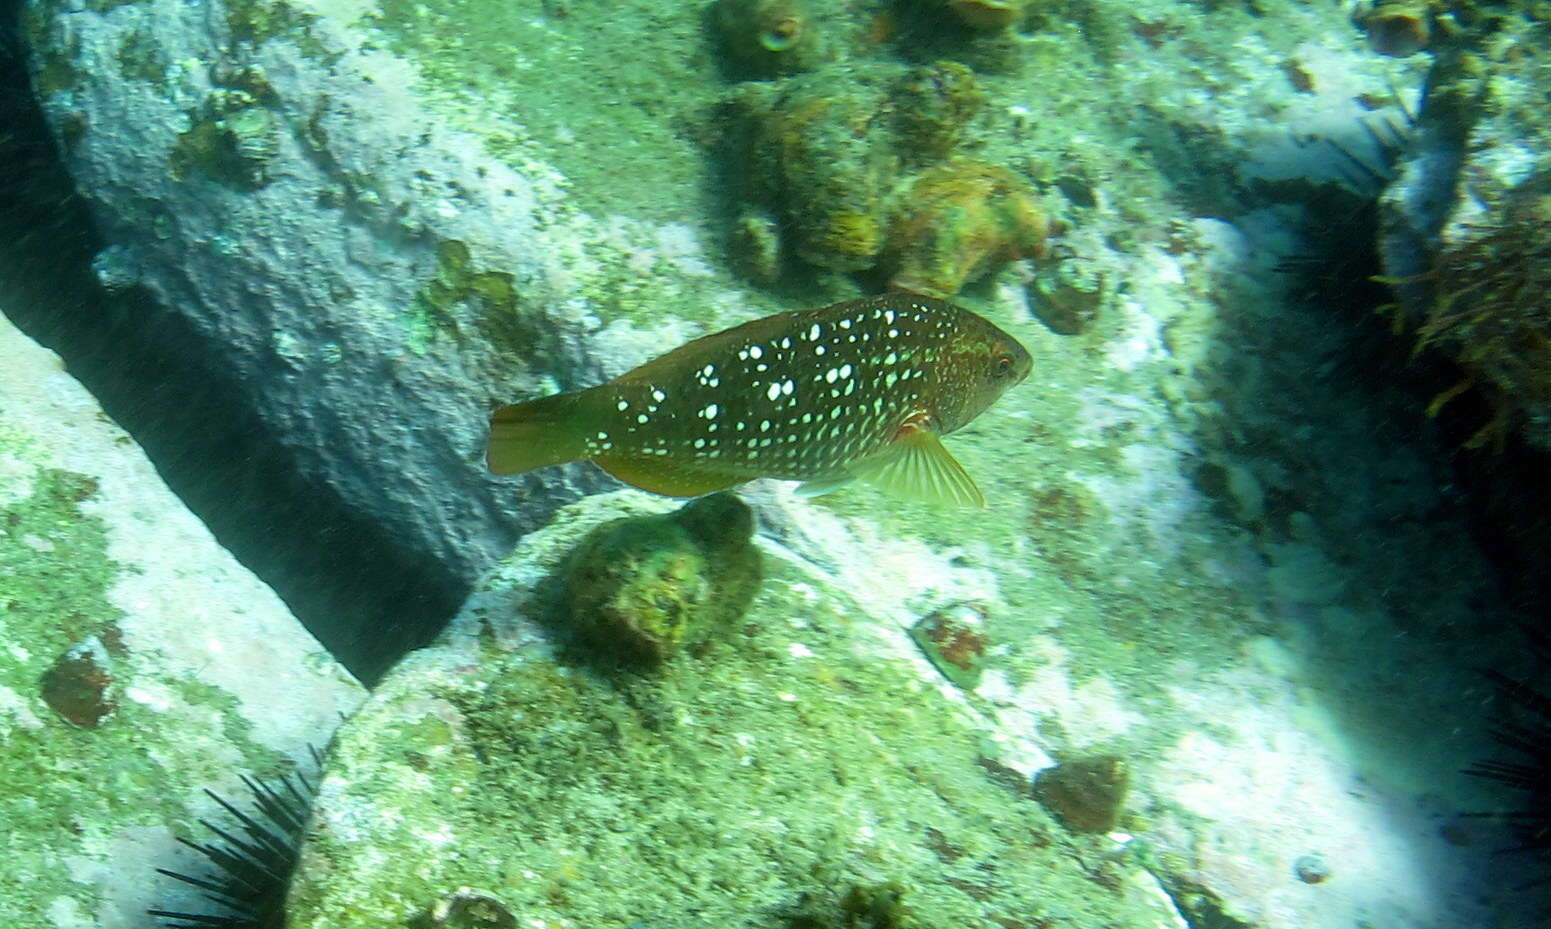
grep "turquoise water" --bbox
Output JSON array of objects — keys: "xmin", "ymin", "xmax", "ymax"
[{"xmin": 1, "ymin": 0, "xmax": 1549, "ymax": 926}]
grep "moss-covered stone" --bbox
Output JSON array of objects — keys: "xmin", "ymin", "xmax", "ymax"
[{"xmin": 562, "ymin": 493, "xmax": 762, "ymax": 665}]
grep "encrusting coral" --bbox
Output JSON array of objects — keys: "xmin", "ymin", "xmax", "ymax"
[
  {"xmin": 730, "ymin": 61, "xmax": 1051, "ymax": 296},
  {"xmin": 885, "ymin": 161, "xmax": 1049, "ymax": 297}
]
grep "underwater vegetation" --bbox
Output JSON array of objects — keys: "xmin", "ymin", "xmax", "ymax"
[
  {"xmin": 149, "ymin": 755, "xmax": 319, "ymax": 929},
  {"xmin": 487, "ymin": 294, "xmax": 1031, "ymax": 506},
  {"xmin": 1409, "ymin": 171, "xmax": 1551, "ymax": 450},
  {"xmin": 560, "ymin": 493, "xmax": 762, "ymax": 665}
]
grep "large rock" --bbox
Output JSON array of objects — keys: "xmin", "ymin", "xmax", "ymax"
[
  {"xmin": 0, "ymin": 314, "xmax": 365, "ymax": 927},
  {"xmin": 286, "ymin": 491, "xmax": 1188, "ymax": 928}
]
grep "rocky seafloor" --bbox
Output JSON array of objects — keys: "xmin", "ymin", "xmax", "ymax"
[{"xmin": 3, "ymin": 0, "xmax": 1550, "ymax": 927}]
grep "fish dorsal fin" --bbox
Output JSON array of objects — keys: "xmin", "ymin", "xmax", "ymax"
[
  {"xmin": 849, "ymin": 428, "xmax": 986, "ymax": 508},
  {"xmin": 593, "ymin": 452, "xmax": 748, "ymax": 498}
]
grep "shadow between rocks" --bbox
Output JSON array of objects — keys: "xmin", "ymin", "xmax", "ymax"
[{"xmin": 0, "ymin": 5, "xmax": 464, "ymax": 686}]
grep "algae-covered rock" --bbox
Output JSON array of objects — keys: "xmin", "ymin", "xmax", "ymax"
[
  {"xmin": 285, "ymin": 491, "xmax": 1183, "ymax": 929},
  {"xmin": 0, "ymin": 314, "xmax": 364, "ymax": 927},
  {"xmin": 563, "ymin": 492, "xmax": 762, "ymax": 664}
]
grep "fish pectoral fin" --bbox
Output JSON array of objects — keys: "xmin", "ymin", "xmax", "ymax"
[
  {"xmin": 793, "ymin": 473, "xmax": 856, "ymax": 498},
  {"xmin": 593, "ymin": 453, "xmax": 748, "ymax": 498},
  {"xmin": 849, "ymin": 429, "xmax": 986, "ymax": 508}
]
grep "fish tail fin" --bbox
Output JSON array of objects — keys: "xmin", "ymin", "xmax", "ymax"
[{"xmin": 486, "ymin": 390, "xmax": 598, "ymax": 476}]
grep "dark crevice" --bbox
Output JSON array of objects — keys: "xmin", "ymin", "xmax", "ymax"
[{"xmin": 0, "ymin": 3, "xmax": 463, "ymax": 685}]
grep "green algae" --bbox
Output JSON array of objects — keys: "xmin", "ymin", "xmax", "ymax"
[
  {"xmin": 227, "ymin": 0, "xmax": 316, "ymax": 47},
  {"xmin": 407, "ymin": 239, "xmax": 536, "ymax": 357},
  {"xmin": 115, "ymin": 26, "xmax": 169, "ymax": 89},
  {"xmin": 358, "ymin": 0, "xmax": 725, "ymax": 225}
]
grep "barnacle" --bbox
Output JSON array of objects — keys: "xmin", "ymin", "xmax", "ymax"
[
  {"xmin": 716, "ymin": 0, "xmax": 823, "ymax": 78},
  {"xmin": 885, "ymin": 161, "xmax": 1049, "ymax": 297},
  {"xmin": 561, "ymin": 494, "xmax": 761, "ymax": 665}
]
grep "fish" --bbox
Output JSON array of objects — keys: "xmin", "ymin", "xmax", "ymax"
[{"xmin": 486, "ymin": 293, "xmax": 1031, "ymax": 507}]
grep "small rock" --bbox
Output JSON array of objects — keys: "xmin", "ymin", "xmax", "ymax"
[
  {"xmin": 40, "ymin": 637, "xmax": 116, "ymax": 728},
  {"xmin": 1293, "ymin": 852, "xmax": 1331, "ymax": 884},
  {"xmin": 909, "ymin": 601, "xmax": 990, "ymax": 690},
  {"xmin": 1034, "ymin": 755, "xmax": 1130, "ymax": 834}
]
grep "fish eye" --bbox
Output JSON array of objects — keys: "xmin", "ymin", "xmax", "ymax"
[{"xmin": 992, "ymin": 354, "xmax": 1016, "ymax": 378}]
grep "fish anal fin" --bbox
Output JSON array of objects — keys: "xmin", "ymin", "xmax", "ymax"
[
  {"xmin": 594, "ymin": 453, "xmax": 748, "ymax": 498},
  {"xmin": 794, "ymin": 473, "xmax": 856, "ymax": 498},
  {"xmin": 849, "ymin": 428, "xmax": 986, "ymax": 508}
]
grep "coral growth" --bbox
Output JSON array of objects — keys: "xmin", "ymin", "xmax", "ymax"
[
  {"xmin": 886, "ymin": 161, "xmax": 1049, "ymax": 297},
  {"xmin": 743, "ymin": 75, "xmax": 898, "ymax": 271},
  {"xmin": 732, "ymin": 62, "xmax": 1048, "ymax": 296}
]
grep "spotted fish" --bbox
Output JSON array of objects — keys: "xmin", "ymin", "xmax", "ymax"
[{"xmin": 486, "ymin": 294, "xmax": 1031, "ymax": 507}]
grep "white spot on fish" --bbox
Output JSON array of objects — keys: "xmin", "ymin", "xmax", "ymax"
[
  {"xmin": 884, "ymin": 352, "xmax": 897, "ymax": 365},
  {"xmin": 767, "ymin": 382, "xmax": 782, "ymax": 401},
  {"xmin": 651, "ymin": 388, "xmax": 666, "ymax": 402},
  {"xmin": 808, "ymin": 323, "xmax": 821, "ymax": 340},
  {"xmin": 748, "ymin": 344, "xmax": 764, "ymax": 360},
  {"xmin": 825, "ymin": 368, "xmax": 839, "ymax": 384},
  {"xmin": 839, "ymin": 363, "xmax": 852, "ymax": 379},
  {"xmin": 617, "ymin": 400, "xmax": 630, "ymax": 411},
  {"xmin": 760, "ymin": 420, "xmax": 771, "ymax": 431},
  {"xmin": 637, "ymin": 414, "xmax": 650, "ymax": 424},
  {"xmin": 703, "ymin": 403, "xmax": 719, "ymax": 419},
  {"xmin": 781, "ymin": 379, "xmax": 794, "ymax": 396}
]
